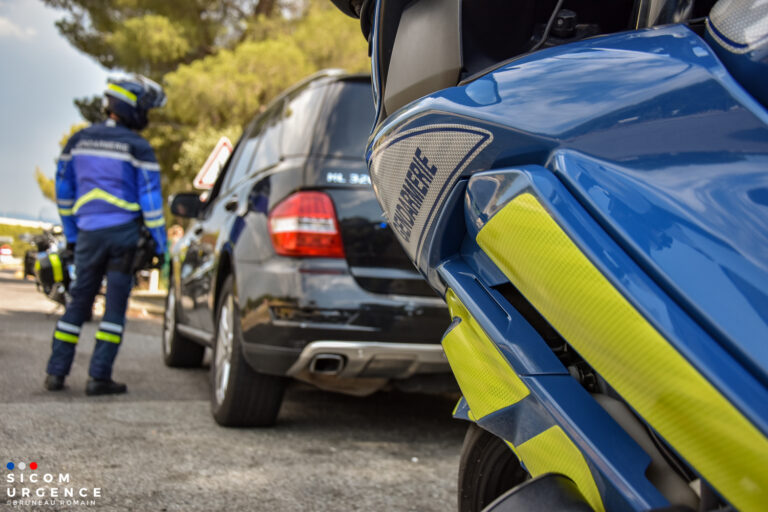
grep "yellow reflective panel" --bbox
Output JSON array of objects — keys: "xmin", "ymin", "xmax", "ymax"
[
  {"xmin": 107, "ymin": 83, "xmax": 137, "ymax": 103},
  {"xmin": 516, "ymin": 426, "xmax": 604, "ymax": 511},
  {"xmin": 95, "ymin": 331, "xmax": 121, "ymax": 344},
  {"xmin": 477, "ymin": 193, "xmax": 768, "ymax": 511},
  {"xmin": 54, "ymin": 330, "xmax": 78, "ymax": 344},
  {"xmin": 48, "ymin": 253, "xmax": 63, "ymax": 283},
  {"xmin": 73, "ymin": 189, "xmax": 141, "ymax": 214},
  {"xmin": 442, "ymin": 289, "xmax": 529, "ymax": 419}
]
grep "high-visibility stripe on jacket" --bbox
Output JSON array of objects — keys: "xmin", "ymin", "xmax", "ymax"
[{"xmin": 55, "ymin": 120, "xmax": 167, "ymax": 254}]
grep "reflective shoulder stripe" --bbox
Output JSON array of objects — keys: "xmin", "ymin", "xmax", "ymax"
[
  {"xmin": 57, "ymin": 199, "xmax": 74, "ymax": 207},
  {"xmin": 58, "ymin": 208, "xmax": 73, "ymax": 216},
  {"xmin": 70, "ymin": 148, "xmax": 160, "ymax": 171},
  {"xmin": 145, "ymin": 218, "xmax": 165, "ymax": 228},
  {"xmin": 73, "ymin": 188, "xmax": 140, "ymax": 214},
  {"xmin": 135, "ymin": 160, "xmax": 160, "ymax": 171},
  {"xmin": 71, "ymin": 148, "xmax": 132, "ymax": 163},
  {"xmin": 59, "ymin": 154, "xmax": 72, "ymax": 162}
]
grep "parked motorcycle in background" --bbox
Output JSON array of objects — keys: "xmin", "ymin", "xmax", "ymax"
[
  {"xmin": 25, "ymin": 225, "xmax": 73, "ymax": 306},
  {"xmin": 332, "ymin": 0, "xmax": 768, "ymax": 510},
  {"xmin": 26, "ymin": 225, "xmax": 160, "ymax": 308}
]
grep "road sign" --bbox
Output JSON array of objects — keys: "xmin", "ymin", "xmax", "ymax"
[{"xmin": 193, "ymin": 137, "xmax": 233, "ymax": 190}]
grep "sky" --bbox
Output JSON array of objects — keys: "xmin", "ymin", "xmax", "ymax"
[{"xmin": 0, "ymin": 0, "xmax": 108, "ymax": 222}]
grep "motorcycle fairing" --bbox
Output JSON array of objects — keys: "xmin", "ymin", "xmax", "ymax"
[
  {"xmin": 367, "ymin": 24, "xmax": 768, "ymax": 388},
  {"xmin": 441, "ymin": 165, "xmax": 768, "ymax": 510},
  {"xmin": 368, "ymin": 123, "xmax": 492, "ymax": 265},
  {"xmin": 365, "ymin": 20, "xmax": 768, "ymax": 511}
]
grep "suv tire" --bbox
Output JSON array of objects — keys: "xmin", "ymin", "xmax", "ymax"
[{"xmin": 211, "ymin": 275, "xmax": 286, "ymax": 427}]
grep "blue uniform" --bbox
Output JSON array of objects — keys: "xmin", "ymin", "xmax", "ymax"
[
  {"xmin": 55, "ymin": 119, "xmax": 166, "ymax": 252},
  {"xmin": 47, "ymin": 119, "xmax": 166, "ymax": 380}
]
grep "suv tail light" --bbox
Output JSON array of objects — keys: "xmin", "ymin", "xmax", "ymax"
[{"xmin": 268, "ymin": 191, "xmax": 345, "ymax": 258}]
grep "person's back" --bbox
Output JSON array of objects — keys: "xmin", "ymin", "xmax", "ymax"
[{"xmin": 45, "ymin": 75, "xmax": 167, "ymax": 395}]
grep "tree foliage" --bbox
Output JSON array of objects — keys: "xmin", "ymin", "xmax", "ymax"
[
  {"xmin": 58, "ymin": 122, "xmax": 90, "ymax": 149},
  {"xmin": 164, "ymin": 37, "xmax": 313, "ymax": 127},
  {"xmin": 35, "ymin": 167, "xmax": 56, "ymax": 204},
  {"xmin": 107, "ymin": 15, "xmax": 192, "ymax": 75},
  {"xmin": 74, "ymin": 96, "xmax": 106, "ymax": 124},
  {"xmin": 35, "ymin": 123, "xmax": 90, "ymax": 204},
  {"xmin": 43, "ymin": 0, "xmax": 369, "ymax": 197},
  {"xmin": 42, "ymin": 0, "xmax": 298, "ymax": 78}
]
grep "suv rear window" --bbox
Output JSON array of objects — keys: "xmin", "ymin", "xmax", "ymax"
[{"xmin": 313, "ymin": 81, "xmax": 375, "ymax": 159}]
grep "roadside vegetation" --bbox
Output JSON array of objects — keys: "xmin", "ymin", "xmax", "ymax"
[
  {"xmin": 0, "ymin": 223, "xmax": 43, "ymax": 257},
  {"xmin": 36, "ymin": 0, "xmax": 369, "ymax": 202}
]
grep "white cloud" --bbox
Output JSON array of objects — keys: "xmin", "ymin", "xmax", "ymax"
[{"xmin": 0, "ymin": 16, "xmax": 37, "ymax": 39}]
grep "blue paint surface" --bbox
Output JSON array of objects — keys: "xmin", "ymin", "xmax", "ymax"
[{"xmin": 368, "ymin": 22, "xmax": 768, "ymax": 511}]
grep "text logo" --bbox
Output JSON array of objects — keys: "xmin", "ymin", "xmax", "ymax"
[
  {"xmin": 5, "ymin": 461, "xmax": 101, "ymax": 508},
  {"xmin": 391, "ymin": 147, "xmax": 437, "ymax": 242}
]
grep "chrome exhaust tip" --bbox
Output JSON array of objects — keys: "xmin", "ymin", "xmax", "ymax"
[{"xmin": 309, "ymin": 354, "xmax": 346, "ymax": 375}]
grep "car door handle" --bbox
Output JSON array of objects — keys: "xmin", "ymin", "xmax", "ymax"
[{"xmin": 224, "ymin": 197, "xmax": 238, "ymax": 212}]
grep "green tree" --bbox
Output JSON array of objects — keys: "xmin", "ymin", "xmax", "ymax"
[
  {"xmin": 42, "ymin": 0, "xmax": 290, "ymax": 78},
  {"xmin": 35, "ymin": 167, "xmax": 56, "ymax": 203},
  {"xmin": 35, "ymin": 123, "xmax": 90, "ymax": 204},
  {"xmin": 163, "ymin": 37, "xmax": 314, "ymax": 127},
  {"xmin": 58, "ymin": 122, "xmax": 89, "ymax": 149},
  {"xmin": 74, "ymin": 96, "xmax": 106, "ymax": 124},
  {"xmin": 44, "ymin": 0, "xmax": 369, "ymax": 194}
]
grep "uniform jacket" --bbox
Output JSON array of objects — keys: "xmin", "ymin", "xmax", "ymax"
[{"xmin": 55, "ymin": 119, "xmax": 166, "ymax": 254}]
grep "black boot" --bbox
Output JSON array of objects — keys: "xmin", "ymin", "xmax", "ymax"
[
  {"xmin": 44, "ymin": 374, "xmax": 66, "ymax": 391},
  {"xmin": 85, "ymin": 378, "xmax": 127, "ymax": 396}
]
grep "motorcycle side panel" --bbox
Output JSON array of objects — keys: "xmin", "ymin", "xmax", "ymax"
[
  {"xmin": 368, "ymin": 23, "xmax": 768, "ymax": 511},
  {"xmin": 368, "ymin": 23, "xmax": 768, "ymax": 395},
  {"xmin": 467, "ymin": 170, "xmax": 768, "ymax": 511}
]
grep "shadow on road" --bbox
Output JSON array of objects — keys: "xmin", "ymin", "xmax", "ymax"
[
  {"xmin": 0, "ymin": 275, "xmax": 464, "ymax": 439},
  {"xmin": 0, "ymin": 268, "xmax": 466, "ymax": 511}
]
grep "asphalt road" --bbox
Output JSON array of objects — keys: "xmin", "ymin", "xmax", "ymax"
[{"xmin": 0, "ymin": 270, "xmax": 466, "ymax": 511}]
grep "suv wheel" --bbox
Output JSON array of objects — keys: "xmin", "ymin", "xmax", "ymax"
[
  {"xmin": 459, "ymin": 423, "xmax": 529, "ymax": 512},
  {"xmin": 211, "ymin": 275, "xmax": 286, "ymax": 427},
  {"xmin": 162, "ymin": 278, "xmax": 205, "ymax": 367}
]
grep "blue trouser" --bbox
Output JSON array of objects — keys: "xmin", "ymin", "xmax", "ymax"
[{"xmin": 47, "ymin": 221, "xmax": 139, "ymax": 380}]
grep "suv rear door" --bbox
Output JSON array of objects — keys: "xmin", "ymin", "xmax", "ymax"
[{"xmin": 180, "ymin": 118, "xmax": 264, "ymax": 331}]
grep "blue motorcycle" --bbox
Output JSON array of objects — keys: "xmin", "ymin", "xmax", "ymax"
[{"xmin": 331, "ymin": 0, "xmax": 768, "ymax": 510}]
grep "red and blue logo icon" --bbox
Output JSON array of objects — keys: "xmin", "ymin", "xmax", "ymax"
[{"xmin": 6, "ymin": 462, "xmax": 38, "ymax": 471}]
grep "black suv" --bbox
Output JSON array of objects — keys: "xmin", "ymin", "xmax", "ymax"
[{"xmin": 164, "ymin": 71, "xmax": 451, "ymax": 427}]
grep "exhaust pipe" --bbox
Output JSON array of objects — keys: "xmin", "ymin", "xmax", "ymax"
[{"xmin": 309, "ymin": 354, "xmax": 346, "ymax": 375}]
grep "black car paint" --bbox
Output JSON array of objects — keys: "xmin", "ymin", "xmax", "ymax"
[{"xmin": 171, "ymin": 74, "xmax": 449, "ymax": 378}]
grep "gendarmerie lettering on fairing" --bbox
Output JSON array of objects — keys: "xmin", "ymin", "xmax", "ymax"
[
  {"xmin": 392, "ymin": 147, "xmax": 438, "ymax": 241},
  {"xmin": 369, "ymin": 124, "xmax": 493, "ymax": 263}
]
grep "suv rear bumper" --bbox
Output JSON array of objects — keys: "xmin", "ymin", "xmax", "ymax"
[
  {"xmin": 235, "ymin": 258, "xmax": 451, "ymax": 380},
  {"xmin": 286, "ymin": 340, "xmax": 448, "ymax": 379}
]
